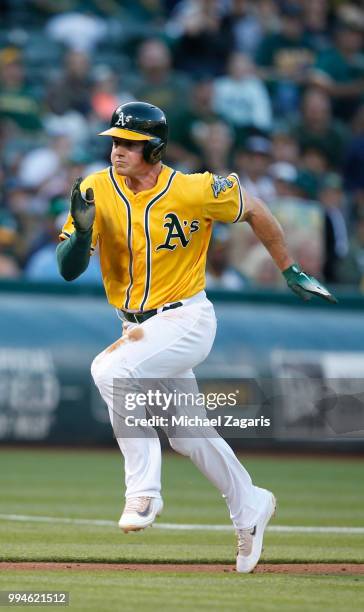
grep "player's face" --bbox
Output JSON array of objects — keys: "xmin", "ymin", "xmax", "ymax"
[{"xmin": 111, "ymin": 137, "xmax": 149, "ymax": 176}]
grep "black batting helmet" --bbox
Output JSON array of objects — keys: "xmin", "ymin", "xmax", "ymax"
[{"xmin": 99, "ymin": 101, "xmax": 168, "ymax": 164}]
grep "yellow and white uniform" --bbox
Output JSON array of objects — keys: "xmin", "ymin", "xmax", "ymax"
[
  {"xmin": 72, "ymin": 164, "xmax": 264, "ymax": 532},
  {"xmin": 60, "ymin": 165, "xmax": 244, "ymax": 310}
]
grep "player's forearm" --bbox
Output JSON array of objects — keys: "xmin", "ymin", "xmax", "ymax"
[
  {"xmin": 244, "ymin": 196, "xmax": 294, "ymax": 272},
  {"xmin": 56, "ymin": 229, "xmax": 92, "ymax": 281}
]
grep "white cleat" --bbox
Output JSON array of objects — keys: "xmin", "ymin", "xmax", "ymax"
[
  {"xmin": 236, "ymin": 489, "xmax": 276, "ymax": 573},
  {"xmin": 118, "ymin": 497, "xmax": 163, "ymax": 533}
]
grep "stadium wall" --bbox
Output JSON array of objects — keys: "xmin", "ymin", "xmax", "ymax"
[{"xmin": 0, "ymin": 281, "xmax": 363, "ymax": 450}]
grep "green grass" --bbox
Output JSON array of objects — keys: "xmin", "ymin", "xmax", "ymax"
[
  {"xmin": 2, "ymin": 521, "xmax": 364, "ymax": 564},
  {"xmin": 1, "ymin": 449, "xmax": 363, "ymax": 611},
  {"xmin": 0, "ymin": 571, "xmax": 363, "ymax": 612},
  {"xmin": 1, "ymin": 450, "xmax": 364, "ymax": 563},
  {"xmin": 2, "ymin": 449, "xmax": 364, "ymax": 524}
]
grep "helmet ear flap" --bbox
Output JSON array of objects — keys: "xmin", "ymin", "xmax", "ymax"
[{"xmin": 143, "ymin": 138, "xmax": 165, "ymax": 164}]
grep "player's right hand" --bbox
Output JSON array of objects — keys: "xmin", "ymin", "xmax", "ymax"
[{"xmin": 70, "ymin": 177, "xmax": 95, "ymax": 233}]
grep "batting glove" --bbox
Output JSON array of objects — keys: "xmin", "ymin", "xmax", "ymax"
[
  {"xmin": 283, "ymin": 263, "xmax": 338, "ymax": 304},
  {"xmin": 70, "ymin": 177, "xmax": 95, "ymax": 233}
]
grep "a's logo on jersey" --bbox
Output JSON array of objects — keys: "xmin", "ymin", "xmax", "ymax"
[
  {"xmin": 211, "ymin": 175, "xmax": 234, "ymax": 199},
  {"xmin": 156, "ymin": 213, "xmax": 200, "ymax": 251},
  {"xmin": 114, "ymin": 109, "xmax": 132, "ymax": 127}
]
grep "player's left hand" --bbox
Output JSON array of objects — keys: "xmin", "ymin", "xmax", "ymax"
[
  {"xmin": 283, "ymin": 263, "xmax": 338, "ymax": 303},
  {"xmin": 70, "ymin": 177, "xmax": 95, "ymax": 233}
]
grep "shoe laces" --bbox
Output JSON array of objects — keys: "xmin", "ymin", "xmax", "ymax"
[
  {"xmin": 236, "ymin": 527, "xmax": 255, "ymax": 556},
  {"xmin": 124, "ymin": 497, "xmax": 151, "ymax": 513}
]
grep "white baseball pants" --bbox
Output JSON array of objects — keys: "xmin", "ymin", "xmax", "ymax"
[{"xmin": 91, "ymin": 291, "xmax": 264, "ymax": 529}]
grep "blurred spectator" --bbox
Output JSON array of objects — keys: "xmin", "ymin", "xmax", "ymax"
[
  {"xmin": 343, "ymin": 104, "xmax": 364, "ymax": 198},
  {"xmin": 195, "ymin": 120, "xmax": 234, "ymax": 175},
  {"xmin": 0, "ymin": 0, "xmax": 364, "ymax": 290},
  {"xmin": 0, "ymin": 206, "xmax": 19, "ymax": 276},
  {"xmin": 129, "ymin": 39, "xmax": 190, "ymax": 114},
  {"xmin": 292, "ymin": 170, "xmax": 319, "ymax": 201},
  {"xmin": 24, "ymin": 194, "xmax": 67, "ymax": 259},
  {"xmin": 235, "ymin": 136, "xmax": 275, "ymax": 201},
  {"xmin": 126, "ymin": 0, "xmax": 166, "ymax": 23},
  {"xmin": 0, "ymin": 48, "xmax": 42, "ymax": 131},
  {"xmin": 91, "ymin": 65, "xmax": 134, "ymax": 123},
  {"xmin": 64, "ymin": 152, "xmax": 91, "ymax": 193},
  {"xmin": 4, "ymin": 137, "xmax": 86, "ymax": 269},
  {"xmin": 256, "ymin": 2, "xmax": 315, "ymax": 114},
  {"xmin": 17, "ymin": 130, "xmax": 73, "ymax": 197},
  {"xmin": 206, "ymin": 223, "xmax": 247, "ymax": 290},
  {"xmin": 350, "ymin": 190, "xmax": 364, "ymax": 230},
  {"xmin": 24, "ymin": 197, "xmax": 102, "ymax": 283},
  {"xmin": 43, "ymin": 111, "xmax": 89, "ymax": 149},
  {"xmin": 220, "ymin": 0, "xmax": 264, "ymax": 58},
  {"xmin": 303, "ymin": 0, "xmax": 331, "ymax": 53},
  {"xmin": 287, "ymin": 88, "xmax": 348, "ymax": 168},
  {"xmin": 20, "ymin": 150, "xmax": 91, "ymax": 266},
  {"xmin": 310, "ymin": 4, "xmax": 364, "ymax": 121},
  {"xmin": 2, "ymin": 178, "xmax": 35, "ymax": 267},
  {"xmin": 0, "ymin": 254, "xmax": 21, "ymax": 278},
  {"xmin": 170, "ymin": 0, "xmax": 234, "ymax": 77},
  {"xmin": 301, "ymin": 145, "xmax": 329, "ymax": 177},
  {"xmin": 298, "ymin": 145, "xmax": 331, "ymax": 199},
  {"xmin": 45, "ymin": 10, "xmax": 108, "ymax": 52},
  {"xmin": 212, "ymin": 52, "xmax": 272, "ymax": 132},
  {"xmin": 256, "ymin": 0, "xmax": 280, "ymax": 32},
  {"xmin": 168, "ymin": 79, "xmax": 221, "ymax": 170},
  {"xmin": 318, "ymin": 173, "xmax": 349, "ymax": 282},
  {"xmin": 46, "ymin": 50, "xmax": 93, "ymax": 116},
  {"xmin": 337, "ymin": 218, "xmax": 364, "ymax": 287},
  {"xmin": 18, "ymin": 148, "xmax": 61, "ymax": 195},
  {"xmin": 271, "ymin": 127, "xmax": 300, "ymax": 165},
  {"xmin": 269, "ymin": 162, "xmax": 299, "ymax": 199}
]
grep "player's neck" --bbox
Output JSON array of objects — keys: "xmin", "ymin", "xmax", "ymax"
[{"xmin": 125, "ymin": 163, "xmax": 163, "ymax": 194}]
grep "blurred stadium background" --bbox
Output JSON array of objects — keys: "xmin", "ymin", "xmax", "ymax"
[{"xmin": 0, "ymin": 0, "xmax": 364, "ymax": 450}]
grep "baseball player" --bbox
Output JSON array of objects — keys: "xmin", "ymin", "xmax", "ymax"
[{"xmin": 57, "ymin": 101, "xmax": 336, "ymax": 573}]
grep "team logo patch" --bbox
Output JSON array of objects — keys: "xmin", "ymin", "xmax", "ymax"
[
  {"xmin": 211, "ymin": 175, "xmax": 234, "ymax": 199},
  {"xmin": 156, "ymin": 213, "xmax": 200, "ymax": 251}
]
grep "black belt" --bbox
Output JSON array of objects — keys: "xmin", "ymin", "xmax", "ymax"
[{"xmin": 122, "ymin": 301, "xmax": 183, "ymax": 324}]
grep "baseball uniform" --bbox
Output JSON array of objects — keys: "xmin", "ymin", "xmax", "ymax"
[{"xmin": 60, "ymin": 165, "xmax": 266, "ymax": 529}]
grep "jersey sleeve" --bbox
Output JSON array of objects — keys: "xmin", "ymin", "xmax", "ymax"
[
  {"xmin": 201, "ymin": 172, "xmax": 245, "ymax": 223},
  {"xmin": 59, "ymin": 175, "xmax": 99, "ymax": 253}
]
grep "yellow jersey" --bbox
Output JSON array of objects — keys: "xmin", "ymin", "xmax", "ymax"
[{"xmin": 60, "ymin": 165, "xmax": 245, "ymax": 310}]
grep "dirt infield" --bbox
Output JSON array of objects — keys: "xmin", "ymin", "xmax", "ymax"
[{"xmin": 1, "ymin": 562, "xmax": 364, "ymax": 575}]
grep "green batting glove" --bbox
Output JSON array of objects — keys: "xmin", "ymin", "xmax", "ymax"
[
  {"xmin": 70, "ymin": 177, "xmax": 95, "ymax": 233},
  {"xmin": 283, "ymin": 263, "xmax": 338, "ymax": 304}
]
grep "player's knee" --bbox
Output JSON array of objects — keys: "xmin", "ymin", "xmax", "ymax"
[
  {"xmin": 169, "ymin": 437, "xmax": 192, "ymax": 457},
  {"xmin": 91, "ymin": 352, "xmax": 132, "ymax": 396},
  {"xmin": 90, "ymin": 353, "xmax": 104, "ymax": 387},
  {"xmin": 91, "ymin": 354, "xmax": 114, "ymax": 393}
]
